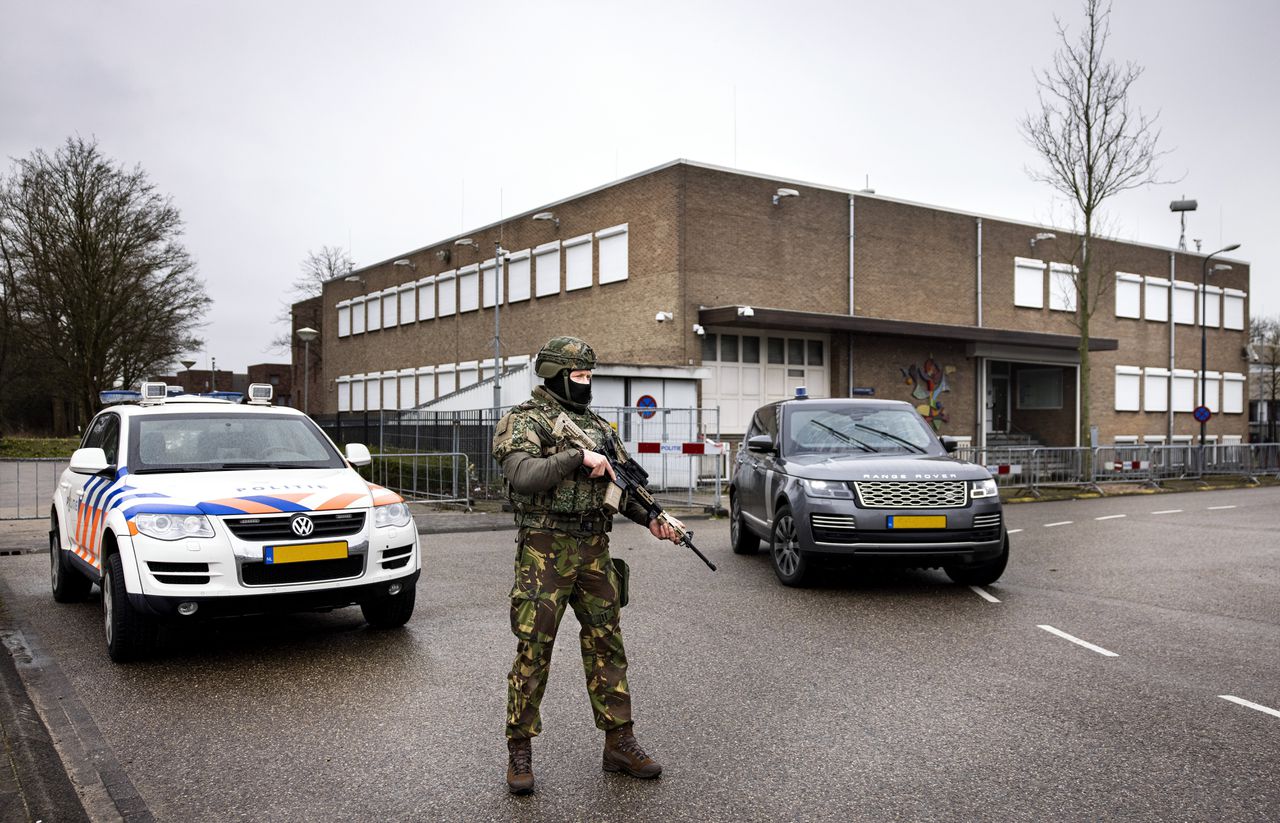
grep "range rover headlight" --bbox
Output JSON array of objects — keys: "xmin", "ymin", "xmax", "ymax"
[
  {"xmin": 802, "ymin": 479, "xmax": 854, "ymax": 499},
  {"xmin": 970, "ymin": 478, "xmax": 999, "ymax": 499},
  {"xmin": 133, "ymin": 512, "xmax": 215, "ymax": 540},
  {"xmin": 373, "ymin": 502, "xmax": 412, "ymax": 528}
]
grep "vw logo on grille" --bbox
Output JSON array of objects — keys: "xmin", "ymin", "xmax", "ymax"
[{"xmin": 290, "ymin": 515, "xmax": 315, "ymax": 537}]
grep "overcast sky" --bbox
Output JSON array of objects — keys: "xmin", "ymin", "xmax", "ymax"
[{"xmin": 3, "ymin": 0, "xmax": 1276, "ymax": 371}]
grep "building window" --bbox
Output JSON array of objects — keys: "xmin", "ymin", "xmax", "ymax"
[
  {"xmin": 1014, "ymin": 257, "xmax": 1045, "ymax": 309},
  {"xmin": 351, "ymin": 297, "xmax": 366, "ymax": 334},
  {"xmin": 720, "ymin": 334, "xmax": 738, "ymax": 363},
  {"xmin": 482, "ymin": 258, "xmax": 502, "ymax": 308},
  {"xmin": 381, "ymin": 288, "xmax": 397, "ymax": 328},
  {"xmin": 366, "ymin": 376, "xmax": 382, "ymax": 411},
  {"xmin": 768, "ymin": 338, "xmax": 785, "ymax": 365},
  {"xmin": 1200, "ymin": 371, "xmax": 1221, "ymax": 413},
  {"xmin": 367, "ymin": 293, "xmax": 382, "ymax": 332},
  {"xmin": 459, "ymin": 265, "xmax": 479, "ymax": 313},
  {"xmin": 1049, "ymin": 263, "xmax": 1077, "ymax": 313},
  {"xmin": 1143, "ymin": 277, "xmax": 1169, "ymax": 322},
  {"xmin": 437, "ymin": 365, "xmax": 457, "ymax": 396},
  {"xmin": 1173, "ymin": 281, "xmax": 1196, "ymax": 325},
  {"xmin": 597, "ymin": 224, "xmax": 628, "ymax": 284},
  {"xmin": 398, "ymin": 284, "xmax": 415, "ymax": 325},
  {"xmin": 458, "ymin": 360, "xmax": 479, "ymax": 388},
  {"xmin": 1223, "ymin": 373, "xmax": 1245, "ymax": 414},
  {"xmin": 1017, "ymin": 368, "xmax": 1063, "ymax": 410},
  {"xmin": 806, "ymin": 340, "xmax": 823, "ymax": 366},
  {"xmin": 1223, "ymin": 289, "xmax": 1245, "ymax": 331},
  {"xmin": 417, "ymin": 277, "xmax": 435, "ymax": 321},
  {"xmin": 416, "ymin": 367, "xmax": 435, "ymax": 405},
  {"xmin": 1114, "ymin": 366, "xmax": 1141, "ymax": 411},
  {"xmin": 437, "ymin": 271, "xmax": 457, "ymax": 316},
  {"xmin": 398, "ymin": 370, "xmax": 415, "ymax": 409},
  {"xmin": 381, "ymin": 372, "xmax": 397, "ymax": 410},
  {"xmin": 742, "ymin": 336, "xmax": 761, "ymax": 364},
  {"xmin": 1172, "ymin": 369, "xmax": 1195, "ymax": 412},
  {"xmin": 507, "ymin": 250, "xmax": 531, "ymax": 303},
  {"xmin": 787, "ymin": 339, "xmax": 804, "ymax": 365},
  {"xmin": 565, "ymin": 234, "xmax": 592, "ymax": 291},
  {"xmin": 701, "ymin": 333, "xmax": 717, "ymax": 363},
  {"xmin": 1200, "ymin": 285, "xmax": 1221, "ymax": 327},
  {"xmin": 337, "ymin": 300, "xmax": 352, "ymax": 337},
  {"xmin": 1115, "ymin": 273, "xmax": 1141, "ymax": 318},
  {"xmin": 337, "ymin": 377, "xmax": 351, "ymax": 412},
  {"xmin": 350, "ymin": 374, "xmax": 366, "ymax": 411},
  {"xmin": 534, "ymin": 241, "xmax": 560, "ymax": 297},
  {"xmin": 1143, "ymin": 368, "xmax": 1169, "ymax": 413}
]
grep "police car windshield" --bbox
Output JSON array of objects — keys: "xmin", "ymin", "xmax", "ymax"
[
  {"xmin": 784, "ymin": 407, "xmax": 940, "ymax": 457},
  {"xmin": 128, "ymin": 414, "xmax": 345, "ymax": 473}
]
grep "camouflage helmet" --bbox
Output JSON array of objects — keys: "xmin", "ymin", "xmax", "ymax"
[{"xmin": 534, "ymin": 336, "xmax": 597, "ymax": 378}]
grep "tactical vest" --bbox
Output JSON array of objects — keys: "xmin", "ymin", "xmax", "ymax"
[{"xmin": 495, "ymin": 390, "xmax": 627, "ymax": 531}]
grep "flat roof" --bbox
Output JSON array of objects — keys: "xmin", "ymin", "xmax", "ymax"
[{"xmin": 697, "ymin": 306, "xmax": 1119, "ymax": 352}]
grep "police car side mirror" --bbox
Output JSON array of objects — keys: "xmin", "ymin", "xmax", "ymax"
[
  {"xmin": 746, "ymin": 435, "xmax": 775, "ymax": 453},
  {"xmin": 70, "ymin": 447, "xmax": 109, "ymax": 475},
  {"xmin": 940, "ymin": 437, "xmax": 960, "ymax": 454},
  {"xmin": 345, "ymin": 443, "xmax": 372, "ymax": 467}
]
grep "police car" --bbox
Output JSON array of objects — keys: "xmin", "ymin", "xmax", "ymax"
[
  {"xmin": 49, "ymin": 382, "xmax": 421, "ymax": 662},
  {"xmin": 729, "ymin": 390, "xmax": 1007, "ymax": 587}
]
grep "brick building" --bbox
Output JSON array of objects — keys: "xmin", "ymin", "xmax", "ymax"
[
  {"xmin": 296, "ymin": 160, "xmax": 1252, "ymax": 448},
  {"xmin": 247, "ymin": 363, "xmax": 294, "ymax": 406}
]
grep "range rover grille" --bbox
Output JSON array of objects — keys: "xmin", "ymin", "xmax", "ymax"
[{"xmin": 852, "ymin": 481, "xmax": 968, "ymax": 509}]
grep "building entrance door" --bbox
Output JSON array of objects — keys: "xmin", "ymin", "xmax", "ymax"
[{"xmin": 988, "ymin": 375, "xmax": 1010, "ymax": 434}]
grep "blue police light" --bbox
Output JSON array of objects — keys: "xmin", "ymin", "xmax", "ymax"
[
  {"xmin": 794, "ymin": 386, "xmax": 808, "ymax": 399},
  {"xmin": 99, "ymin": 390, "xmax": 141, "ymax": 405}
]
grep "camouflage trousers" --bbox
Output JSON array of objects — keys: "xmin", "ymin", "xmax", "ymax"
[{"xmin": 506, "ymin": 527, "xmax": 631, "ymax": 739}]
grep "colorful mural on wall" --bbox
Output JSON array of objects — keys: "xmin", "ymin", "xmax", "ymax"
[{"xmin": 901, "ymin": 357, "xmax": 951, "ymax": 430}]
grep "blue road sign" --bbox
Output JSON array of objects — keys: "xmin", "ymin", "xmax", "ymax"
[
  {"xmin": 1193, "ymin": 405, "xmax": 1212, "ymax": 423},
  {"xmin": 636, "ymin": 394, "xmax": 658, "ymax": 419}
]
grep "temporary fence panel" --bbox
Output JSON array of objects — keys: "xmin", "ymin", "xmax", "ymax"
[
  {"xmin": 363, "ymin": 452, "xmax": 472, "ymax": 507},
  {"xmin": 0, "ymin": 458, "xmax": 68, "ymax": 521}
]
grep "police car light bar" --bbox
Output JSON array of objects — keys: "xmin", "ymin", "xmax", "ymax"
[
  {"xmin": 794, "ymin": 386, "xmax": 809, "ymax": 399},
  {"xmin": 99, "ymin": 390, "xmax": 141, "ymax": 405},
  {"xmin": 247, "ymin": 383, "xmax": 273, "ymax": 405},
  {"xmin": 139, "ymin": 382, "xmax": 168, "ymax": 404}
]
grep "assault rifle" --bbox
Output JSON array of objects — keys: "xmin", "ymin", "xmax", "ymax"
[{"xmin": 552, "ymin": 413, "xmax": 717, "ymax": 571}]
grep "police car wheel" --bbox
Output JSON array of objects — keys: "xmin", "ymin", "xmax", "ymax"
[
  {"xmin": 50, "ymin": 518, "xmax": 91, "ymax": 603},
  {"xmin": 944, "ymin": 532, "xmax": 1010, "ymax": 587},
  {"xmin": 770, "ymin": 505, "xmax": 810, "ymax": 587},
  {"xmin": 361, "ymin": 580, "xmax": 417, "ymax": 629},
  {"xmin": 103, "ymin": 552, "xmax": 157, "ymax": 663},
  {"xmin": 729, "ymin": 493, "xmax": 759, "ymax": 556}
]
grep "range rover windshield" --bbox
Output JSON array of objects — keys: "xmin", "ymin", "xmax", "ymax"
[
  {"xmin": 128, "ymin": 413, "xmax": 346, "ymax": 473},
  {"xmin": 784, "ymin": 406, "xmax": 942, "ymax": 457}
]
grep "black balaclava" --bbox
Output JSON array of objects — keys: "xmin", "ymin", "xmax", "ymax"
[{"xmin": 544, "ymin": 368, "xmax": 591, "ymax": 411}]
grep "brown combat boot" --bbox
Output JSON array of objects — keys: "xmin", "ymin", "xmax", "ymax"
[
  {"xmin": 506, "ymin": 738, "xmax": 534, "ymax": 795},
  {"xmin": 602, "ymin": 723, "xmax": 662, "ymax": 779}
]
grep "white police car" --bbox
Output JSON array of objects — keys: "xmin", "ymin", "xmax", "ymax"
[{"xmin": 49, "ymin": 382, "xmax": 421, "ymax": 662}]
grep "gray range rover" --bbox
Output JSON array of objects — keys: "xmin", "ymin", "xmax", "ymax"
[{"xmin": 729, "ymin": 395, "xmax": 1008, "ymax": 587}]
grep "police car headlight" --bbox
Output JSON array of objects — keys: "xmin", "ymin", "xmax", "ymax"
[
  {"xmin": 373, "ymin": 502, "xmax": 412, "ymax": 528},
  {"xmin": 134, "ymin": 513, "xmax": 215, "ymax": 540},
  {"xmin": 802, "ymin": 479, "xmax": 854, "ymax": 499},
  {"xmin": 970, "ymin": 478, "xmax": 999, "ymax": 499}
]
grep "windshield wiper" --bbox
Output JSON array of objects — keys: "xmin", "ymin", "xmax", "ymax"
[
  {"xmin": 133, "ymin": 466, "xmax": 222, "ymax": 474},
  {"xmin": 811, "ymin": 421, "xmax": 876, "ymax": 453},
  {"xmin": 853, "ymin": 423, "xmax": 926, "ymax": 453},
  {"xmin": 217, "ymin": 462, "xmax": 315, "ymax": 470}
]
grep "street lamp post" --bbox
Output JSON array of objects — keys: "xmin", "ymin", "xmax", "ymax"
[
  {"xmin": 297, "ymin": 327, "xmax": 320, "ymax": 414},
  {"xmin": 1199, "ymin": 244, "xmax": 1241, "ymax": 470}
]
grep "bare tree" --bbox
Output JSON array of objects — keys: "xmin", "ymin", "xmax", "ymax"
[
  {"xmin": 1020, "ymin": 0, "xmax": 1168, "ymax": 446},
  {"xmin": 0, "ymin": 137, "xmax": 210, "ymax": 430},
  {"xmin": 270, "ymin": 245, "xmax": 353, "ymax": 351},
  {"xmin": 1250, "ymin": 315, "xmax": 1280, "ymax": 442}
]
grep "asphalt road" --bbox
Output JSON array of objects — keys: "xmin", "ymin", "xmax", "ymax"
[{"xmin": 0, "ymin": 487, "xmax": 1277, "ymax": 822}]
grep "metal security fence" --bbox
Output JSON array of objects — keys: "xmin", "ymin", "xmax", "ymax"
[
  {"xmin": 956, "ymin": 443, "xmax": 1280, "ymax": 494},
  {"xmin": 1, "ymin": 458, "xmax": 68, "ymax": 520},
  {"xmin": 315, "ymin": 406, "xmax": 724, "ymax": 507},
  {"xmin": 363, "ymin": 452, "xmax": 472, "ymax": 508}
]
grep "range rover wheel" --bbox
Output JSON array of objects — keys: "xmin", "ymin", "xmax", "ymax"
[
  {"xmin": 50, "ymin": 517, "xmax": 91, "ymax": 603},
  {"xmin": 729, "ymin": 492, "xmax": 759, "ymax": 555},
  {"xmin": 362, "ymin": 580, "xmax": 417, "ymax": 629},
  {"xmin": 770, "ymin": 504, "xmax": 810, "ymax": 587},
  {"xmin": 103, "ymin": 552, "xmax": 157, "ymax": 663},
  {"xmin": 945, "ymin": 532, "xmax": 1010, "ymax": 587}
]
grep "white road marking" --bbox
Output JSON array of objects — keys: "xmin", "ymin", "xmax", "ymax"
[
  {"xmin": 1008, "ymin": 528, "xmax": 1024, "ymax": 534},
  {"xmin": 1208, "ymin": 505, "xmax": 1237, "ymax": 511},
  {"xmin": 1152, "ymin": 509, "xmax": 1183, "ymax": 515},
  {"xmin": 969, "ymin": 586, "xmax": 1000, "ymax": 603},
  {"xmin": 1219, "ymin": 695, "xmax": 1280, "ymax": 720},
  {"xmin": 1095, "ymin": 514, "xmax": 1127, "ymax": 521},
  {"xmin": 1044, "ymin": 521, "xmax": 1073, "ymax": 528},
  {"xmin": 1037, "ymin": 624, "xmax": 1119, "ymax": 657}
]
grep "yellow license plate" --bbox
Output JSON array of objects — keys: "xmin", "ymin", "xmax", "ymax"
[
  {"xmin": 887, "ymin": 515, "xmax": 947, "ymax": 529},
  {"xmin": 264, "ymin": 542, "xmax": 348, "ymax": 564}
]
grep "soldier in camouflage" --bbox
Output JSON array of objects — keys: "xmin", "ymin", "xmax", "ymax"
[{"xmin": 492, "ymin": 336, "xmax": 680, "ymax": 795}]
